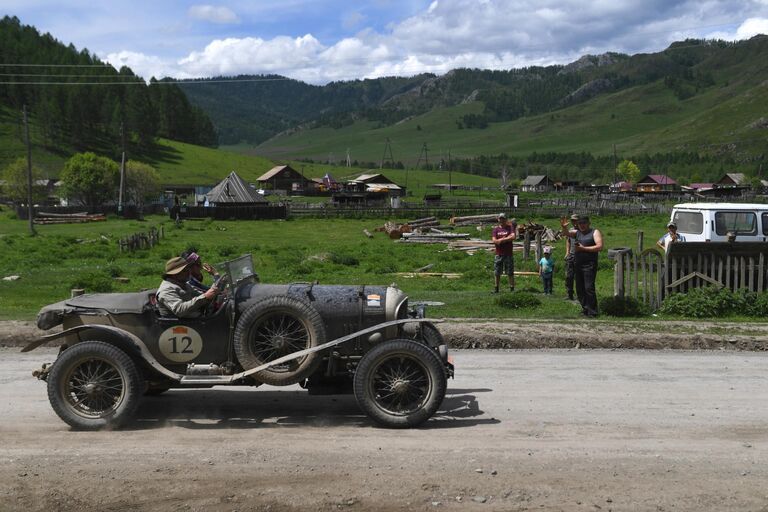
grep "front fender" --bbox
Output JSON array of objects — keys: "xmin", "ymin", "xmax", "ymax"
[{"xmin": 22, "ymin": 324, "xmax": 182, "ymax": 382}]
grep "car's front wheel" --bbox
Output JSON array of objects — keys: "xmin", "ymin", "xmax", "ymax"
[
  {"xmin": 354, "ymin": 339, "xmax": 446, "ymax": 428},
  {"xmin": 47, "ymin": 341, "xmax": 142, "ymax": 430}
]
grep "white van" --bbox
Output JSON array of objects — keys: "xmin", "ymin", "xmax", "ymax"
[{"xmin": 670, "ymin": 203, "xmax": 768, "ymax": 242}]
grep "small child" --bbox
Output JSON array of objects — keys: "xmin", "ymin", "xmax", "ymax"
[{"xmin": 539, "ymin": 246, "xmax": 554, "ymax": 295}]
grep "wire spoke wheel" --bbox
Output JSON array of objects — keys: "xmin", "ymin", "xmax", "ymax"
[
  {"xmin": 47, "ymin": 341, "xmax": 142, "ymax": 430},
  {"xmin": 234, "ymin": 296, "xmax": 326, "ymax": 386},
  {"xmin": 370, "ymin": 355, "xmax": 431, "ymax": 416},
  {"xmin": 248, "ymin": 311, "xmax": 311, "ymax": 372},
  {"xmin": 63, "ymin": 357, "xmax": 126, "ymax": 418},
  {"xmin": 354, "ymin": 339, "xmax": 447, "ymax": 428}
]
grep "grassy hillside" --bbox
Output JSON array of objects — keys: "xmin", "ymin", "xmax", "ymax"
[
  {"xmin": 252, "ymin": 75, "xmax": 768, "ymax": 165},
  {"xmin": 0, "ymin": 103, "xmax": 500, "ymax": 199}
]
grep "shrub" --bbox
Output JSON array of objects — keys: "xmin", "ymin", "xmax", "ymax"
[
  {"xmin": 329, "ymin": 252, "xmax": 359, "ymax": 266},
  {"xmin": 70, "ymin": 271, "xmax": 114, "ymax": 293},
  {"xmin": 600, "ymin": 296, "xmax": 649, "ymax": 317},
  {"xmin": 659, "ymin": 286, "xmax": 751, "ymax": 318},
  {"xmin": 495, "ymin": 292, "xmax": 541, "ymax": 309},
  {"xmin": 105, "ymin": 264, "xmax": 123, "ymax": 278}
]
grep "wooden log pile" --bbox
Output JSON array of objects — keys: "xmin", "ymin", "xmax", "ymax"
[
  {"xmin": 372, "ymin": 216, "xmax": 440, "ymax": 239},
  {"xmin": 33, "ymin": 212, "xmax": 106, "ymax": 224},
  {"xmin": 518, "ymin": 221, "xmax": 560, "ymax": 242}
]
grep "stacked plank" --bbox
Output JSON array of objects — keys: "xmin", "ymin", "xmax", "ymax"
[
  {"xmin": 33, "ymin": 212, "xmax": 106, "ymax": 224},
  {"xmin": 399, "ymin": 228, "xmax": 472, "ymax": 244}
]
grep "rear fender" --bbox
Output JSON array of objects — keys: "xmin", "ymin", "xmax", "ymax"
[{"xmin": 22, "ymin": 324, "xmax": 182, "ymax": 382}]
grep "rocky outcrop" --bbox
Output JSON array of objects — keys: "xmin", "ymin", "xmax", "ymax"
[
  {"xmin": 558, "ymin": 52, "xmax": 625, "ymax": 74},
  {"xmin": 559, "ymin": 78, "xmax": 613, "ymax": 106}
]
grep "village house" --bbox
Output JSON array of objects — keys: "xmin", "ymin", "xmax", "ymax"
[
  {"xmin": 257, "ymin": 165, "xmax": 313, "ymax": 194},
  {"xmin": 635, "ymin": 174, "xmax": 679, "ymax": 193},
  {"xmin": 714, "ymin": 173, "xmax": 748, "ymax": 188},
  {"xmin": 205, "ymin": 171, "xmax": 267, "ymax": 206},
  {"xmin": 520, "ymin": 175, "xmax": 553, "ymax": 192}
]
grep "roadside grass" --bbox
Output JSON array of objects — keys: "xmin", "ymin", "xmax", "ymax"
[{"xmin": 2, "ymin": 210, "xmax": 764, "ymax": 324}]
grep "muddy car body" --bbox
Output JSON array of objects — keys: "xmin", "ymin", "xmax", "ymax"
[{"xmin": 27, "ymin": 255, "xmax": 452, "ymax": 429}]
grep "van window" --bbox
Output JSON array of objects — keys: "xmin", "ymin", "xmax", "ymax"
[
  {"xmin": 715, "ymin": 211, "xmax": 757, "ymax": 236},
  {"xmin": 763, "ymin": 213, "xmax": 768, "ymax": 235},
  {"xmin": 673, "ymin": 211, "xmax": 703, "ymax": 234}
]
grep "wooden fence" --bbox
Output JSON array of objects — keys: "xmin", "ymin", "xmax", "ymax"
[
  {"xmin": 174, "ymin": 205, "xmax": 287, "ymax": 220},
  {"xmin": 119, "ymin": 227, "xmax": 164, "ymax": 252},
  {"xmin": 613, "ymin": 237, "xmax": 768, "ymax": 309}
]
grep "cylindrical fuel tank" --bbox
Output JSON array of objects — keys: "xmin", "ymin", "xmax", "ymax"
[{"xmin": 236, "ymin": 283, "xmax": 408, "ymax": 343}]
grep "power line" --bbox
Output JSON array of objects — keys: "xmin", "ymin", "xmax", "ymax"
[{"xmin": 0, "ymin": 77, "xmax": 295, "ymax": 86}]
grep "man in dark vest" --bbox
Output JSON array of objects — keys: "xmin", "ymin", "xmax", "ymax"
[{"xmin": 560, "ymin": 215, "xmax": 603, "ymax": 317}]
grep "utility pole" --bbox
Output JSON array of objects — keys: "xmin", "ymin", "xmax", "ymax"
[
  {"xmin": 118, "ymin": 121, "xmax": 126, "ymax": 216},
  {"xmin": 448, "ymin": 149, "xmax": 453, "ymax": 195},
  {"xmin": 612, "ymin": 143, "xmax": 617, "ymax": 185},
  {"xmin": 22, "ymin": 105, "xmax": 36, "ymax": 235},
  {"xmin": 345, "ymin": 148, "xmax": 351, "ymax": 167},
  {"xmin": 416, "ymin": 142, "xmax": 430, "ymax": 168},
  {"xmin": 380, "ymin": 138, "xmax": 394, "ymax": 169}
]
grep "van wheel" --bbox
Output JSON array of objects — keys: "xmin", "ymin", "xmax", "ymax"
[{"xmin": 47, "ymin": 341, "xmax": 142, "ymax": 430}]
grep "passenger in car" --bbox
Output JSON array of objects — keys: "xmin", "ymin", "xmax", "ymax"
[
  {"xmin": 157, "ymin": 257, "xmax": 218, "ymax": 318},
  {"xmin": 180, "ymin": 250, "xmax": 220, "ymax": 293}
]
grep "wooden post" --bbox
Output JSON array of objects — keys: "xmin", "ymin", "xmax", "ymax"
[
  {"xmin": 615, "ymin": 253, "xmax": 625, "ymax": 298},
  {"xmin": 637, "ymin": 231, "xmax": 644, "ymax": 253},
  {"xmin": 535, "ymin": 232, "xmax": 542, "ymax": 262},
  {"xmin": 523, "ymin": 230, "xmax": 531, "ymax": 260}
]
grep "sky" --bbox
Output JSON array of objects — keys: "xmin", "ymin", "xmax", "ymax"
[{"xmin": 4, "ymin": 0, "xmax": 768, "ymax": 84}]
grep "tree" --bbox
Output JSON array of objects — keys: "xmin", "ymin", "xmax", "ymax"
[
  {"xmin": 0, "ymin": 157, "xmax": 46, "ymax": 205},
  {"xmin": 59, "ymin": 152, "xmax": 119, "ymax": 207},
  {"xmin": 124, "ymin": 160, "xmax": 160, "ymax": 215},
  {"xmin": 616, "ymin": 159, "xmax": 641, "ymax": 184}
]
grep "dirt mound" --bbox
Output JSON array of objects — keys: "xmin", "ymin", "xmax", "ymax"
[{"xmin": 4, "ymin": 319, "xmax": 767, "ymax": 352}]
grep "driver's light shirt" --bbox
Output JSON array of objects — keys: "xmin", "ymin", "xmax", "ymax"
[{"xmin": 156, "ymin": 280, "xmax": 209, "ymax": 318}]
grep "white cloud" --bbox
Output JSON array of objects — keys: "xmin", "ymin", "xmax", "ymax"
[
  {"xmin": 104, "ymin": 50, "xmax": 171, "ymax": 80},
  {"xmin": 101, "ymin": 0, "xmax": 768, "ymax": 84},
  {"xmin": 188, "ymin": 5, "xmax": 239, "ymax": 24}
]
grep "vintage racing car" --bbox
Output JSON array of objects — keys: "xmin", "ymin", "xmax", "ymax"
[{"xmin": 25, "ymin": 254, "xmax": 453, "ymax": 430}]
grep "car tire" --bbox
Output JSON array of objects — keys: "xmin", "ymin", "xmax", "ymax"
[
  {"xmin": 233, "ymin": 295, "xmax": 325, "ymax": 386},
  {"xmin": 354, "ymin": 339, "xmax": 447, "ymax": 428},
  {"xmin": 47, "ymin": 341, "xmax": 143, "ymax": 430}
]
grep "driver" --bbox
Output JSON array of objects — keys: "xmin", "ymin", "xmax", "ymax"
[{"xmin": 156, "ymin": 257, "xmax": 218, "ymax": 318}]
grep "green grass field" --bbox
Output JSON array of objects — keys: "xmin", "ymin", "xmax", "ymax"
[
  {"xmin": 0, "ymin": 209, "xmax": 680, "ymax": 321},
  {"xmin": 252, "ymin": 78, "xmax": 768, "ymax": 166}
]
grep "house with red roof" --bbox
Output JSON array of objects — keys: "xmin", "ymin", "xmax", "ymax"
[{"xmin": 635, "ymin": 174, "xmax": 679, "ymax": 193}]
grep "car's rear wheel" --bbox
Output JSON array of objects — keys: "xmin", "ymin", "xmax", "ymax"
[
  {"xmin": 47, "ymin": 341, "xmax": 142, "ymax": 430},
  {"xmin": 233, "ymin": 296, "xmax": 325, "ymax": 386},
  {"xmin": 354, "ymin": 339, "xmax": 446, "ymax": 428}
]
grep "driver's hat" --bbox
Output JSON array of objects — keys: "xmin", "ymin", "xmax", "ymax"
[{"xmin": 164, "ymin": 257, "xmax": 189, "ymax": 276}]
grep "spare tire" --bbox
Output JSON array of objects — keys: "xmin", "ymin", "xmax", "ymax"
[{"xmin": 233, "ymin": 295, "xmax": 325, "ymax": 386}]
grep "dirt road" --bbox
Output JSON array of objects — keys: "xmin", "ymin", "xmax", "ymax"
[{"xmin": 2, "ymin": 347, "xmax": 767, "ymax": 511}]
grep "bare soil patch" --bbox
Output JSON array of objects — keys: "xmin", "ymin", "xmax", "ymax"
[{"xmin": 3, "ymin": 318, "xmax": 767, "ymax": 351}]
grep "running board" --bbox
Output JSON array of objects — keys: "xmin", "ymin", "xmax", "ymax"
[{"xmin": 177, "ymin": 318, "xmax": 442, "ymax": 387}]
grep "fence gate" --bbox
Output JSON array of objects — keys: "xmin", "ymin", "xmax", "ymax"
[
  {"xmin": 665, "ymin": 242, "xmax": 768, "ymax": 295},
  {"xmin": 613, "ymin": 248, "xmax": 664, "ymax": 310},
  {"xmin": 614, "ymin": 241, "xmax": 768, "ymax": 309}
]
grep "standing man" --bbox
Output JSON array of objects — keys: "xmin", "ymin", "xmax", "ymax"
[
  {"xmin": 560, "ymin": 215, "xmax": 603, "ymax": 317},
  {"xmin": 656, "ymin": 221, "xmax": 685, "ymax": 252},
  {"xmin": 564, "ymin": 213, "xmax": 579, "ymax": 300},
  {"xmin": 492, "ymin": 213, "xmax": 517, "ymax": 293}
]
